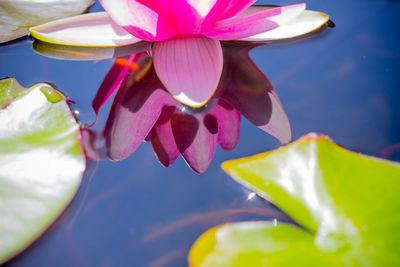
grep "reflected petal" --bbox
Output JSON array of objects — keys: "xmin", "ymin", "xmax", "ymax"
[
  {"xmin": 171, "ymin": 111, "xmax": 218, "ymax": 173},
  {"xmin": 92, "ymin": 52, "xmax": 150, "ymax": 119},
  {"xmin": 100, "ymin": 0, "xmax": 175, "ymax": 41},
  {"xmin": 218, "ymin": 43, "xmax": 291, "ymax": 143},
  {"xmin": 153, "ymin": 35, "xmax": 223, "ymax": 107},
  {"xmin": 209, "ymin": 100, "xmax": 241, "ymax": 150},
  {"xmin": 32, "ymin": 40, "xmax": 151, "ymax": 61},
  {"xmin": 150, "ymin": 107, "xmax": 180, "ymax": 167},
  {"xmin": 259, "ymin": 90, "xmax": 291, "ymax": 143},
  {"xmin": 80, "ymin": 128, "xmax": 100, "ymax": 161},
  {"xmin": 29, "ymin": 12, "xmax": 141, "ymax": 47},
  {"xmin": 104, "ymin": 65, "xmax": 176, "ymax": 161}
]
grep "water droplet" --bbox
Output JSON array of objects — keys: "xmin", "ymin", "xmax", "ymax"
[{"xmin": 247, "ymin": 192, "xmax": 256, "ymax": 200}]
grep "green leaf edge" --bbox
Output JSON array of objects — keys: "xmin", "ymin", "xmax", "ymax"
[{"xmin": 189, "ymin": 133, "xmax": 400, "ymax": 266}]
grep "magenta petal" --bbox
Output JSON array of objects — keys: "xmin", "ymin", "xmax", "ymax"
[
  {"xmin": 153, "ymin": 35, "xmax": 223, "ymax": 107},
  {"xmin": 104, "ymin": 65, "xmax": 176, "ymax": 161},
  {"xmin": 92, "ymin": 52, "xmax": 150, "ymax": 119},
  {"xmin": 151, "ymin": 0, "xmax": 221, "ymax": 34},
  {"xmin": 218, "ymin": 44, "xmax": 291, "ymax": 143},
  {"xmin": 100, "ymin": 0, "xmax": 175, "ymax": 41},
  {"xmin": 209, "ymin": 99, "xmax": 241, "ymax": 150},
  {"xmin": 171, "ymin": 111, "xmax": 218, "ymax": 173},
  {"xmin": 150, "ymin": 107, "xmax": 180, "ymax": 167},
  {"xmin": 137, "ymin": 0, "xmax": 231, "ymax": 34},
  {"xmin": 218, "ymin": 0, "xmax": 257, "ymax": 20}
]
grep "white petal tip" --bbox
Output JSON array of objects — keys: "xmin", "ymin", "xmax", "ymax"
[
  {"xmin": 173, "ymin": 93, "xmax": 209, "ymax": 108},
  {"xmin": 241, "ymin": 10, "xmax": 330, "ymax": 42},
  {"xmin": 29, "ymin": 12, "xmax": 141, "ymax": 47}
]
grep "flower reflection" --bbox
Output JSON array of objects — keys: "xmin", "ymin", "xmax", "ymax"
[{"xmin": 84, "ymin": 42, "xmax": 290, "ymax": 173}]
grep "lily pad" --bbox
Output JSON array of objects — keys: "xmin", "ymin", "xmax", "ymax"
[
  {"xmin": 189, "ymin": 133, "xmax": 400, "ymax": 266},
  {"xmin": 0, "ymin": 78, "xmax": 85, "ymax": 263},
  {"xmin": 0, "ymin": 0, "xmax": 93, "ymax": 43}
]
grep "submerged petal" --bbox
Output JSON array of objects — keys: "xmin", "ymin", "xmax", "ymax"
[
  {"xmin": 153, "ymin": 35, "xmax": 223, "ymax": 108},
  {"xmin": 100, "ymin": 0, "xmax": 175, "ymax": 41},
  {"xmin": 171, "ymin": 111, "xmax": 218, "ymax": 173},
  {"xmin": 29, "ymin": 12, "xmax": 141, "ymax": 47},
  {"xmin": 204, "ymin": 3, "xmax": 305, "ymax": 40}
]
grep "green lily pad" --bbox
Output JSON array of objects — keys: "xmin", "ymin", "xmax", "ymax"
[
  {"xmin": 189, "ymin": 133, "xmax": 400, "ymax": 266},
  {"xmin": 0, "ymin": 0, "xmax": 93, "ymax": 43},
  {"xmin": 0, "ymin": 78, "xmax": 85, "ymax": 263}
]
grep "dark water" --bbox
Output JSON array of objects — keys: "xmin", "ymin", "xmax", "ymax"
[{"xmin": 1, "ymin": 0, "xmax": 400, "ymax": 266}]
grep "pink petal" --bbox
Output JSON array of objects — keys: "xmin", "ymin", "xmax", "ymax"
[
  {"xmin": 149, "ymin": 107, "xmax": 180, "ymax": 167},
  {"xmin": 218, "ymin": 43, "xmax": 291, "ymax": 143},
  {"xmin": 92, "ymin": 52, "xmax": 150, "ymax": 120},
  {"xmin": 100, "ymin": 0, "xmax": 175, "ymax": 41},
  {"xmin": 104, "ymin": 66, "xmax": 176, "ymax": 161},
  {"xmin": 204, "ymin": 4, "xmax": 305, "ymax": 40},
  {"xmin": 171, "ymin": 111, "xmax": 218, "ymax": 173},
  {"xmin": 262, "ymin": 3, "xmax": 306, "ymax": 27},
  {"xmin": 209, "ymin": 100, "xmax": 241, "ymax": 150},
  {"xmin": 218, "ymin": 0, "xmax": 257, "ymax": 20},
  {"xmin": 140, "ymin": 0, "xmax": 218, "ymax": 34},
  {"xmin": 133, "ymin": 0, "xmax": 234, "ymax": 34},
  {"xmin": 153, "ymin": 35, "xmax": 223, "ymax": 107}
]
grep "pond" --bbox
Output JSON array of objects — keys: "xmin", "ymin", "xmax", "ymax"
[{"xmin": 1, "ymin": 0, "xmax": 399, "ymax": 266}]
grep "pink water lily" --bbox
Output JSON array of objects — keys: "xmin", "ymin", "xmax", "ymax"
[
  {"xmin": 83, "ymin": 42, "xmax": 290, "ymax": 173},
  {"xmin": 29, "ymin": 1, "xmax": 330, "ymax": 107}
]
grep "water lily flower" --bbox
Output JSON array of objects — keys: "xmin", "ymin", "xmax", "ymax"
[
  {"xmin": 83, "ymin": 43, "xmax": 290, "ymax": 173},
  {"xmin": 29, "ymin": 1, "xmax": 330, "ymax": 107}
]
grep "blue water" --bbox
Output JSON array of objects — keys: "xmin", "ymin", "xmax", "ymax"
[{"xmin": 1, "ymin": 0, "xmax": 400, "ymax": 266}]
